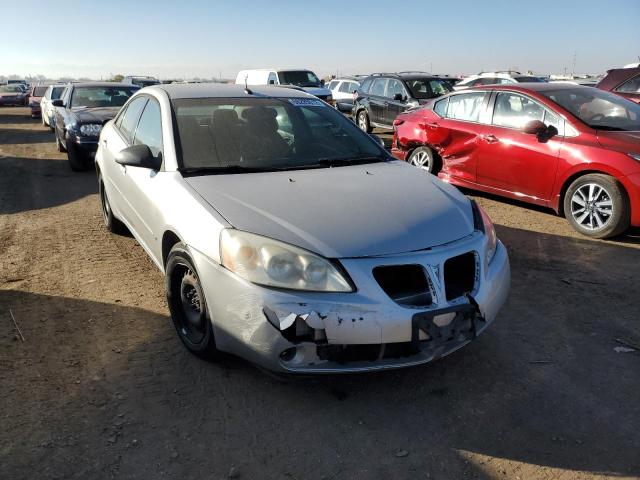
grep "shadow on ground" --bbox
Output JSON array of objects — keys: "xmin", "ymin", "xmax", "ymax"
[
  {"xmin": 0, "ymin": 156, "xmax": 96, "ymax": 215},
  {"xmin": 1, "ymin": 224, "xmax": 639, "ymax": 479}
]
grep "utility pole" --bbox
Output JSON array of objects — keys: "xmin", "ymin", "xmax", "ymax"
[{"xmin": 571, "ymin": 51, "xmax": 577, "ymax": 77}]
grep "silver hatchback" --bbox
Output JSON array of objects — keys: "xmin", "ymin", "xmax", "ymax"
[{"xmin": 95, "ymin": 84, "xmax": 510, "ymax": 373}]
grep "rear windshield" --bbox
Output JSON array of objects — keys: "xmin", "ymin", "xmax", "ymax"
[
  {"xmin": 70, "ymin": 86, "xmax": 138, "ymax": 108},
  {"xmin": 33, "ymin": 86, "xmax": 47, "ymax": 96},
  {"xmin": 172, "ymin": 97, "xmax": 385, "ymax": 172},
  {"xmin": 405, "ymin": 78, "xmax": 453, "ymax": 99},
  {"xmin": 277, "ymin": 71, "xmax": 321, "ymax": 88},
  {"xmin": 515, "ymin": 76, "xmax": 547, "ymax": 83},
  {"xmin": 132, "ymin": 79, "xmax": 159, "ymax": 87}
]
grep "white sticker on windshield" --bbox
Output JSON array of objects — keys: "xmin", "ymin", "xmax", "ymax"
[{"xmin": 288, "ymin": 98, "xmax": 326, "ymax": 107}]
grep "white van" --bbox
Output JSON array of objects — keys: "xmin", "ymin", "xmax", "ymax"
[{"xmin": 235, "ymin": 69, "xmax": 333, "ymax": 104}]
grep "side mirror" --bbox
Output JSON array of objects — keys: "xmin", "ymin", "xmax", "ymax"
[
  {"xmin": 320, "ymin": 79, "xmax": 325, "ymax": 86},
  {"xmin": 393, "ymin": 93, "xmax": 404, "ymax": 102},
  {"xmin": 115, "ymin": 144, "xmax": 161, "ymax": 170},
  {"xmin": 522, "ymin": 120, "xmax": 547, "ymax": 135},
  {"xmin": 52, "ymin": 99, "xmax": 64, "ymax": 107},
  {"xmin": 268, "ymin": 79, "xmax": 275, "ymax": 85},
  {"xmin": 370, "ymin": 134, "xmax": 385, "ymax": 149}
]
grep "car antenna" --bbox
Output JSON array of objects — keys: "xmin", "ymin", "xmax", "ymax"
[{"xmin": 244, "ymin": 76, "xmax": 252, "ymax": 95}]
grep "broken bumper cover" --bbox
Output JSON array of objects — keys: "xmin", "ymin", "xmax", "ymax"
[{"xmin": 189, "ymin": 231, "xmax": 510, "ymax": 373}]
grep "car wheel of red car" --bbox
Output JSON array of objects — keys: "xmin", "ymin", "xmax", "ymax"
[
  {"xmin": 408, "ymin": 146, "xmax": 438, "ymax": 174},
  {"xmin": 564, "ymin": 173, "xmax": 630, "ymax": 239},
  {"xmin": 357, "ymin": 110, "xmax": 372, "ymax": 133}
]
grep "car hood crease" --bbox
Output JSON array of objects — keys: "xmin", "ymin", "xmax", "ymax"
[{"xmin": 185, "ymin": 162, "xmax": 474, "ymax": 258}]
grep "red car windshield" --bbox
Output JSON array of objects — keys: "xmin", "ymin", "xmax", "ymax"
[{"xmin": 542, "ymin": 88, "xmax": 640, "ymax": 131}]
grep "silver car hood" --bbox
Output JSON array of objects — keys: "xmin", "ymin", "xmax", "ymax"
[{"xmin": 185, "ymin": 161, "xmax": 474, "ymax": 258}]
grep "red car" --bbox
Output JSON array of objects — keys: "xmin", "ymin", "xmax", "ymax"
[
  {"xmin": 392, "ymin": 83, "xmax": 640, "ymax": 239},
  {"xmin": 28, "ymin": 85, "xmax": 48, "ymax": 118},
  {"xmin": 596, "ymin": 67, "xmax": 640, "ymax": 104}
]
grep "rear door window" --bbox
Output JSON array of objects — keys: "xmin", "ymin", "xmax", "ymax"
[
  {"xmin": 370, "ymin": 78, "xmax": 388, "ymax": 97},
  {"xmin": 446, "ymin": 92, "xmax": 486, "ymax": 122}
]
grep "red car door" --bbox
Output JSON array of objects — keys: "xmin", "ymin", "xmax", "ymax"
[
  {"xmin": 475, "ymin": 91, "xmax": 562, "ymax": 203},
  {"xmin": 426, "ymin": 91, "xmax": 490, "ymax": 183}
]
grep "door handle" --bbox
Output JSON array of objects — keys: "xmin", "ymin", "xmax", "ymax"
[
  {"xmin": 424, "ymin": 122, "xmax": 438, "ymax": 130},
  {"xmin": 482, "ymin": 134, "xmax": 499, "ymax": 144},
  {"xmin": 102, "ymin": 139, "xmax": 107, "ymax": 148}
]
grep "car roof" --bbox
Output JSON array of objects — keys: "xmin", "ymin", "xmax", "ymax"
[
  {"xmin": 70, "ymin": 82, "xmax": 138, "ymax": 88},
  {"xmin": 469, "ymin": 82, "xmax": 583, "ymax": 93},
  {"xmin": 153, "ymin": 83, "xmax": 319, "ymax": 100},
  {"xmin": 367, "ymin": 72, "xmax": 443, "ymax": 81}
]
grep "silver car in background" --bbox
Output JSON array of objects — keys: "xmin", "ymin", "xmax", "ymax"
[
  {"xmin": 95, "ymin": 84, "xmax": 510, "ymax": 373},
  {"xmin": 40, "ymin": 84, "xmax": 67, "ymax": 130}
]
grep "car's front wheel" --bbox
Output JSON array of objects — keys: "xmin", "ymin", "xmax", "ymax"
[
  {"xmin": 66, "ymin": 140, "xmax": 90, "ymax": 172},
  {"xmin": 357, "ymin": 110, "xmax": 372, "ymax": 133},
  {"xmin": 166, "ymin": 244, "xmax": 219, "ymax": 359},
  {"xmin": 408, "ymin": 146, "xmax": 439, "ymax": 174},
  {"xmin": 564, "ymin": 173, "xmax": 630, "ymax": 239},
  {"xmin": 98, "ymin": 174, "xmax": 127, "ymax": 235}
]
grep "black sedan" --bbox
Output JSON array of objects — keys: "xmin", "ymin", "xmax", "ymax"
[{"xmin": 53, "ymin": 82, "xmax": 139, "ymax": 171}]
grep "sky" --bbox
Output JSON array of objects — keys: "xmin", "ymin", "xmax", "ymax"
[{"xmin": 1, "ymin": 0, "xmax": 638, "ymax": 80}]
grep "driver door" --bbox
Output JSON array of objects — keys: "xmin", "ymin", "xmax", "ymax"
[{"xmin": 476, "ymin": 92, "xmax": 563, "ymax": 202}]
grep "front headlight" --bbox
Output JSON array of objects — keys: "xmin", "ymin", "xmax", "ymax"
[
  {"xmin": 220, "ymin": 229, "xmax": 353, "ymax": 292},
  {"xmin": 471, "ymin": 201, "xmax": 497, "ymax": 264},
  {"xmin": 80, "ymin": 124, "xmax": 102, "ymax": 136}
]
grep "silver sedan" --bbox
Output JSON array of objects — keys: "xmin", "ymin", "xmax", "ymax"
[{"xmin": 95, "ymin": 84, "xmax": 510, "ymax": 373}]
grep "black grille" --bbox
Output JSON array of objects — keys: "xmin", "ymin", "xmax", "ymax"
[
  {"xmin": 443, "ymin": 252, "xmax": 476, "ymax": 301},
  {"xmin": 373, "ymin": 264, "xmax": 432, "ymax": 307}
]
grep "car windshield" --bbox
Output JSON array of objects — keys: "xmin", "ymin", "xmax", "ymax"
[
  {"xmin": 515, "ymin": 76, "xmax": 547, "ymax": 83},
  {"xmin": 173, "ymin": 97, "xmax": 386, "ymax": 172},
  {"xmin": 542, "ymin": 88, "xmax": 640, "ymax": 131},
  {"xmin": 0, "ymin": 85, "xmax": 22, "ymax": 93},
  {"xmin": 405, "ymin": 78, "xmax": 453, "ymax": 99},
  {"xmin": 277, "ymin": 71, "xmax": 322, "ymax": 88},
  {"xmin": 70, "ymin": 86, "xmax": 138, "ymax": 108},
  {"xmin": 33, "ymin": 86, "xmax": 47, "ymax": 97}
]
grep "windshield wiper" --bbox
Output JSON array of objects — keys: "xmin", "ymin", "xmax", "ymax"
[
  {"xmin": 180, "ymin": 165, "xmax": 276, "ymax": 176},
  {"xmin": 315, "ymin": 155, "xmax": 387, "ymax": 167}
]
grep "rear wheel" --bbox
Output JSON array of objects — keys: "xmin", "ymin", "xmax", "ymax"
[
  {"xmin": 98, "ymin": 174, "xmax": 127, "ymax": 235},
  {"xmin": 357, "ymin": 110, "xmax": 372, "ymax": 133},
  {"xmin": 408, "ymin": 146, "xmax": 439, "ymax": 174},
  {"xmin": 564, "ymin": 173, "xmax": 629, "ymax": 239},
  {"xmin": 66, "ymin": 140, "xmax": 90, "ymax": 172},
  {"xmin": 166, "ymin": 244, "xmax": 220, "ymax": 359}
]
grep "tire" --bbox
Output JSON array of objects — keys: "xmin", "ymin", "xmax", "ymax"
[
  {"xmin": 356, "ymin": 110, "xmax": 372, "ymax": 133},
  {"xmin": 55, "ymin": 130, "xmax": 66, "ymax": 152},
  {"xmin": 66, "ymin": 140, "xmax": 90, "ymax": 172},
  {"xmin": 98, "ymin": 174, "xmax": 127, "ymax": 235},
  {"xmin": 408, "ymin": 146, "xmax": 439, "ymax": 174},
  {"xmin": 166, "ymin": 244, "xmax": 219, "ymax": 359},
  {"xmin": 563, "ymin": 173, "xmax": 630, "ymax": 239}
]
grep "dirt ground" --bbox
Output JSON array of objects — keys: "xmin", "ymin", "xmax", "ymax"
[{"xmin": 1, "ymin": 106, "xmax": 639, "ymax": 480}]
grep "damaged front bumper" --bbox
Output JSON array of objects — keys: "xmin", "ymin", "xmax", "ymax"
[{"xmin": 190, "ymin": 231, "xmax": 510, "ymax": 373}]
